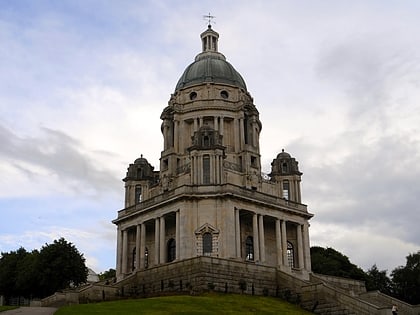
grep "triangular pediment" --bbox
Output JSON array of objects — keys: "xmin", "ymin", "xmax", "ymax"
[{"xmin": 195, "ymin": 223, "xmax": 219, "ymax": 235}]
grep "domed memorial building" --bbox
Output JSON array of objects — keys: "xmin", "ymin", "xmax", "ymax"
[{"xmin": 113, "ymin": 25, "xmax": 313, "ymax": 291}]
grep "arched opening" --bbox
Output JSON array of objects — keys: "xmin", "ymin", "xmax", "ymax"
[
  {"xmin": 287, "ymin": 241, "xmax": 294, "ymax": 268},
  {"xmin": 144, "ymin": 247, "xmax": 149, "ymax": 269},
  {"xmin": 167, "ymin": 238, "xmax": 176, "ymax": 262},
  {"xmin": 245, "ymin": 236, "xmax": 254, "ymax": 261},
  {"xmin": 132, "ymin": 247, "xmax": 136, "ymax": 271},
  {"xmin": 203, "ymin": 232, "xmax": 212, "ymax": 256}
]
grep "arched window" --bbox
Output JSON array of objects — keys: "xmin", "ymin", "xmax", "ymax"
[
  {"xmin": 246, "ymin": 236, "xmax": 254, "ymax": 261},
  {"xmin": 203, "ymin": 232, "xmax": 212, "ymax": 255},
  {"xmin": 144, "ymin": 247, "xmax": 149, "ymax": 269},
  {"xmin": 287, "ymin": 241, "xmax": 294, "ymax": 268},
  {"xmin": 167, "ymin": 238, "xmax": 176, "ymax": 262},
  {"xmin": 282, "ymin": 162, "xmax": 288, "ymax": 174},
  {"xmin": 132, "ymin": 247, "xmax": 136, "ymax": 271}
]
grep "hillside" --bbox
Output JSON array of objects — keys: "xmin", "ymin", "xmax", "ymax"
[{"xmin": 54, "ymin": 293, "xmax": 312, "ymax": 314}]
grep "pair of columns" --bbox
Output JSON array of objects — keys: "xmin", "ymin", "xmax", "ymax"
[
  {"xmin": 192, "ymin": 116, "xmax": 224, "ymax": 136},
  {"xmin": 234, "ymin": 209, "xmax": 310, "ymax": 270},
  {"xmin": 117, "ymin": 211, "xmax": 180, "ymax": 277},
  {"xmin": 190, "ymin": 153, "xmax": 224, "ymax": 185}
]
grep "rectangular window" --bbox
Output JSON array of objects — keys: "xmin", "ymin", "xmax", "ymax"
[
  {"xmin": 251, "ymin": 156, "xmax": 257, "ymax": 168},
  {"xmin": 162, "ymin": 159, "xmax": 168, "ymax": 170},
  {"xmin": 283, "ymin": 180, "xmax": 289, "ymax": 200},
  {"xmin": 203, "ymin": 155, "xmax": 210, "ymax": 184},
  {"xmin": 135, "ymin": 185, "xmax": 142, "ymax": 204}
]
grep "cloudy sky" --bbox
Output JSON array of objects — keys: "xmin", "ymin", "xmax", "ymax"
[{"xmin": 1, "ymin": 1, "xmax": 419, "ymax": 274}]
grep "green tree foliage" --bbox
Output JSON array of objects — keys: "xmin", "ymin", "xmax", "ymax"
[
  {"xmin": 391, "ymin": 252, "xmax": 420, "ymax": 304},
  {"xmin": 0, "ymin": 238, "xmax": 88, "ymax": 299},
  {"xmin": 310, "ymin": 246, "xmax": 366, "ymax": 281},
  {"xmin": 0, "ymin": 247, "xmax": 29, "ymax": 298},
  {"xmin": 37, "ymin": 238, "xmax": 88, "ymax": 297},
  {"xmin": 365, "ymin": 264, "xmax": 391, "ymax": 294},
  {"xmin": 99, "ymin": 268, "xmax": 116, "ymax": 281},
  {"xmin": 15, "ymin": 250, "xmax": 40, "ymax": 297}
]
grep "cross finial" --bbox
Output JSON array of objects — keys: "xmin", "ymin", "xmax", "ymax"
[{"xmin": 203, "ymin": 13, "xmax": 215, "ymax": 27}]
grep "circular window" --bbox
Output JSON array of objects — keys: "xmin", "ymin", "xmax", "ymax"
[
  {"xmin": 189, "ymin": 91, "xmax": 197, "ymax": 100},
  {"xmin": 220, "ymin": 90, "xmax": 229, "ymax": 99}
]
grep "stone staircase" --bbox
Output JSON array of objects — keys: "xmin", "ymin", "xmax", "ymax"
[
  {"xmin": 276, "ymin": 271, "xmax": 420, "ymax": 315},
  {"xmin": 309, "ymin": 300, "xmax": 357, "ymax": 315},
  {"xmin": 40, "ymin": 257, "xmax": 420, "ymax": 314}
]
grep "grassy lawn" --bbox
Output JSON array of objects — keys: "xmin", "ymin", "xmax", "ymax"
[
  {"xmin": 55, "ymin": 293, "xmax": 312, "ymax": 314},
  {"xmin": 0, "ymin": 306, "xmax": 18, "ymax": 312}
]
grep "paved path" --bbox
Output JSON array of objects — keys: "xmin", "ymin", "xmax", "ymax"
[{"xmin": 1, "ymin": 307, "xmax": 57, "ymax": 315}]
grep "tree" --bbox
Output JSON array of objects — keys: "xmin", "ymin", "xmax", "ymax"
[
  {"xmin": 310, "ymin": 246, "xmax": 366, "ymax": 281},
  {"xmin": 15, "ymin": 250, "xmax": 40, "ymax": 298},
  {"xmin": 365, "ymin": 264, "xmax": 391, "ymax": 294},
  {"xmin": 98, "ymin": 268, "xmax": 116, "ymax": 281},
  {"xmin": 391, "ymin": 252, "xmax": 420, "ymax": 304},
  {"xmin": 0, "ymin": 239, "xmax": 88, "ymax": 300},
  {"xmin": 37, "ymin": 238, "xmax": 88, "ymax": 297},
  {"xmin": 0, "ymin": 247, "xmax": 28, "ymax": 298}
]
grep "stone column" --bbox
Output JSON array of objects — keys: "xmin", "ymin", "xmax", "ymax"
[
  {"xmin": 140, "ymin": 223, "xmax": 146, "ymax": 269},
  {"xmin": 220, "ymin": 117, "xmax": 224, "ymax": 136},
  {"xmin": 275, "ymin": 219, "xmax": 282, "ymax": 266},
  {"xmin": 193, "ymin": 118, "xmax": 198, "ymax": 133},
  {"xmin": 252, "ymin": 120, "xmax": 257, "ymax": 147},
  {"xmin": 135, "ymin": 224, "xmax": 141, "ymax": 270},
  {"xmin": 214, "ymin": 116, "xmax": 218, "ymax": 131},
  {"xmin": 258, "ymin": 215, "xmax": 265, "ymax": 262},
  {"xmin": 281, "ymin": 220, "xmax": 288, "ymax": 266},
  {"xmin": 190, "ymin": 155, "xmax": 195, "ymax": 185},
  {"xmin": 198, "ymin": 156, "xmax": 203, "ymax": 184},
  {"xmin": 122, "ymin": 229, "xmax": 128, "ymax": 274},
  {"xmin": 176, "ymin": 211, "xmax": 180, "ymax": 260},
  {"xmin": 215, "ymin": 155, "xmax": 220, "ymax": 184},
  {"xmin": 239, "ymin": 118, "xmax": 245, "ymax": 150},
  {"xmin": 155, "ymin": 218, "xmax": 160, "ymax": 265},
  {"xmin": 163, "ymin": 122, "xmax": 169, "ymax": 150},
  {"xmin": 234, "ymin": 119, "xmax": 240, "ymax": 151},
  {"xmin": 174, "ymin": 120, "xmax": 179, "ymax": 152},
  {"xmin": 178, "ymin": 120, "xmax": 183, "ymax": 153},
  {"xmin": 253, "ymin": 213, "xmax": 260, "ymax": 262},
  {"xmin": 116, "ymin": 227, "xmax": 123, "ymax": 277},
  {"xmin": 124, "ymin": 183, "xmax": 129, "ymax": 208},
  {"xmin": 160, "ymin": 216, "xmax": 166, "ymax": 263},
  {"xmin": 303, "ymin": 222, "xmax": 311, "ymax": 271},
  {"xmin": 297, "ymin": 224, "xmax": 304, "ymax": 269},
  {"xmin": 297, "ymin": 181, "xmax": 301, "ymax": 203},
  {"xmin": 210, "ymin": 155, "xmax": 214, "ymax": 183},
  {"xmin": 235, "ymin": 208, "xmax": 241, "ymax": 258}
]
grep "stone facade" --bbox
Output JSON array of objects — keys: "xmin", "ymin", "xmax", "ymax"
[{"xmin": 113, "ymin": 25, "xmax": 313, "ymax": 282}]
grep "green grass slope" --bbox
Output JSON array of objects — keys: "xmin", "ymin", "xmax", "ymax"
[{"xmin": 55, "ymin": 293, "xmax": 313, "ymax": 314}]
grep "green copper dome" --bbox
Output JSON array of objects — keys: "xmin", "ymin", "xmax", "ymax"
[{"xmin": 175, "ymin": 26, "xmax": 247, "ymax": 92}]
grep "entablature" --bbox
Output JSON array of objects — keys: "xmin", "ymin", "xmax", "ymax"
[{"xmin": 114, "ymin": 183, "xmax": 312, "ymax": 224}]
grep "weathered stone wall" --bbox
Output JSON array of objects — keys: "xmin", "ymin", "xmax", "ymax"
[
  {"xmin": 311, "ymin": 273, "xmax": 366, "ymax": 295},
  {"xmin": 119, "ymin": 256, "xmax": 279, "ymax": 297}
]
